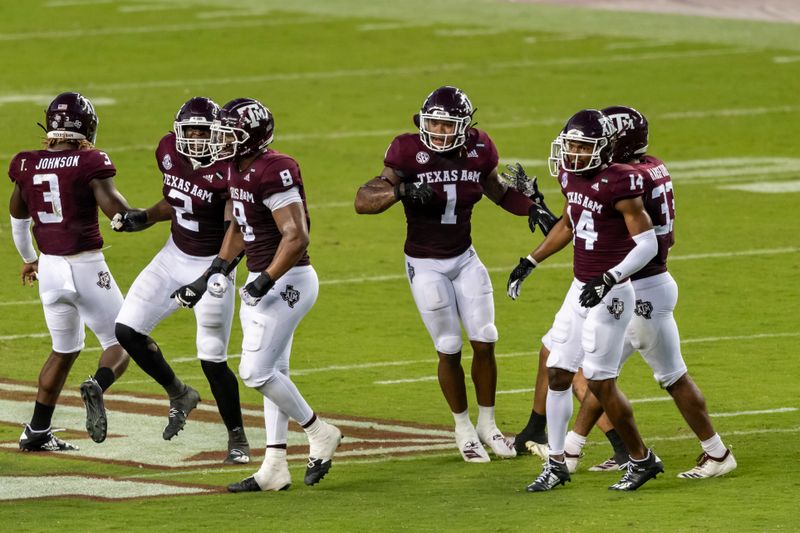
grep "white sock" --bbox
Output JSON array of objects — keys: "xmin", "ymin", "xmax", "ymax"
[
  {"xmin": 264, "ymin": 447, "xmax": 287, "ymax": 462},
  {"xmin": 700, "ymin": 433, "xmax": 727, "ymax": 459},
  {"xmin": 476, "ymin": 404, "xmax": 496, "ymax": 432},
  {"xmin": 546, "ymin": 387, "xmax": 573, "ymax": 456},
  {"xmin": 564, "ymin": 430, "xmax": 587, "ymax": 456},
  {"xmin": 256, "ymin": 373, "xmax": 313, "ymax": 425},
  {"xmin": 303, "ymin": 416, "xmax": 326, "ymax": 438},
  {"xmin": 452, "ymin": 409, "xmax": 474, "ymax": 433}
]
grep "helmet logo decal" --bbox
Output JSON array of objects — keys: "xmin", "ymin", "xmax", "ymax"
[{"xmin": 238, "ymin": 103, "xmax": 268, "ymax": 128}]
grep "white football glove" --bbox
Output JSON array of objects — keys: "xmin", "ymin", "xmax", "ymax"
[{"xmin": 207, "ymin": 272, "xmax": 229, "ymax": 298}]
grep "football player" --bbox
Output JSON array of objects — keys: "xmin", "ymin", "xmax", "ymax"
[
  {"xmin": 560, "ymin": 106, "xmax": 736, "ymax": 479},
  {"xmin": 9, "ymin": 92, "xmax": 132, "ymax": 451},
  {"xmin": 354, "ymin": 86, "xmax": 552, "ymax": 463},
  {"xmin": 507, "ymin": 109, "xmax": 663, "ymax": 491},
  {"xmin": 111, "ymin": 97, "xmax": 251, "ymax": 464},
  {"xmin": 203, "ymin": 98, "xmax": 342, "ymax": 492}
]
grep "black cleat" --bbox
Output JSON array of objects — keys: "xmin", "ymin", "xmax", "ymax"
[
  {"xmin": 526, "ymin": 457, "xmax": 571, "ymax": 492},
  {"xmin": 304, "ymin": 458, "xmax": 333, "ymax": 486},
  {"xmin": 19, "ymin": 424, "xmax": 79, "ymax": 452},
  {"xmin": 80, "ymin": 377, "xmax": 107, "ymax": 443},
  {"xmin": 224, "ymin": 427, "xmax": 251, "ymax": 465},
  {"xmin": 227, "ymin": 476, "xmax": 262, "ymax": 493},
  {"xmin": 609, "ymin": 450, "xmax": 664, "ymax": 491},
  {"xmin": 304, "ymin": 422, "xmax": 342, "ymax": 486},
  {"xmin": 514, "ymin": 426, "xmax": 548, "ymax": 457},
  {"xmin": 163, "ymin": 386, "xmax": 200, "ymax": 440}
]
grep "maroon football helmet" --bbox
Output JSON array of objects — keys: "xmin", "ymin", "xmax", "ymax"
[
  {"xmin": 548, "ymin": 109, "xmax": 616, "ymax": 176},
  {"xmin": 416, "ymin": 86, "xmax": 474, "ymax": 152},
  {"xmin": 45, "ymin": 92, "xmax": 99, "ymax": 143},
  {"xmin": 173, "ymin": 96, "xmax": 219, "ymax": 160},
  {"xmin": 210, "ymin": 98, "xmax": 274, "ymax": 161},
  {"xmin": 602, "ymin": 105, "xmax": 648, "ymax": 163}
]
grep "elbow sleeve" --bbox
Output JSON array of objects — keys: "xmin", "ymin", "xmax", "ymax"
[
  {"xmin": 610, "ymin": 229, "xmax": 657, "ymax": 281},
  {"xmin": 10, "ymin": 216, "xmax": 38, "ymax": 263}
]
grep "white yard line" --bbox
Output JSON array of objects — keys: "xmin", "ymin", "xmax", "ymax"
[
  {"xmin": 0, "ymin": 18, "xmax": 327, "ymax": 41},
  {"xmin": 710, "ymin": 407, "xmax": 797, "ymax": 418},
  {"xmin": 0, "ymin": 300, "xmax": 39, "ymax": 307}
]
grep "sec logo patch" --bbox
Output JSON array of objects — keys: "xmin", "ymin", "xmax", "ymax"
[{"xmin": 416, "ymin": 151, "xmax": 430, "ymax": 164}]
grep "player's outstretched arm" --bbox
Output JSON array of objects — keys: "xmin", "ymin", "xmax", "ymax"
[
  {"xmin": 239, "ymin": 202, "xmax": 308, "ymax": 306},
  {"xmin": 507, "ymin": 207, "xmax": 572, "ymax": 300},
  {"xmin": 355, "ymin": 167, "xmax": 432, "ymax": 214},
  {"xmin": 491, "ymin": 166, "xmax": 560, "ymax": 235},
  {"xmin": 9, "ymin": 183, "xmax": 38, "ymax": 286}
]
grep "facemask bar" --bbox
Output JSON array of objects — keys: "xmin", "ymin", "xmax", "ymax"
[
  {"xmin": 174, "ymin": 119, "xmax": 213, "ymax": 159},
  {"xmin": 209, "ymin": 122, "xmax": 249, "ymax": 161},
  {"xmin": 548, "ymin": 134, "xmax": 606, "ymax": 176},
  {"xmin": 419, "ymin": 113, "xmax": 470, "ymax": 152}
]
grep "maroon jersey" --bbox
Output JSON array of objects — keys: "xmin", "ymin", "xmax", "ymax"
[
  {"xmin": 559, "ymin": 163, "xmax": 646, "ymax": 282},
  {"xmin": 630, "ymin": 155, "xmax": 675, "ymax": 280},
  {"xmin": 227, "ymin": 149, "xmax": 311, "ymax": 272},
  {"xmin": 8, "ymin": 148, "xmax": 115, "ymax": 255},
  {"xmin": 157, "ymin": 133, "xmax": 230, "ymax": 256},
  {"xmin": 384, "ymin": 129, "xmax": 499, "ymax": 259}
]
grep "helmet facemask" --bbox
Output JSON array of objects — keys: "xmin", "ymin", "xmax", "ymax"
[
  {"xmin": 174, "ymin": 118, "xmax": 214, "ymax": 160},
  {"xmin": 548, "ymin": 132, "xmax": 609, "ymax": 177},
  {"xmin": 419, "ymin": 112, "xmax": 470, "ymax": 152},
  {"xmin": 209, "ymin": 121, "xmax": 249, "ymax": 162}
]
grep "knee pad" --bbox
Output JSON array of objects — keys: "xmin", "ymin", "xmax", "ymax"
[
  {"xmin": 435, "ymin": 335, "xmax": 463, "ymax": 355},
  {"xmin": 238, "ymin": 357, "xmax": 279, "ymax": 389},
  {"xmin": 471, "ymin": 323, "xmax": 498, "ymax": 344},
  {"xmin": 197, "ymin": 337, "xmax": 226, "ymax": 363}
]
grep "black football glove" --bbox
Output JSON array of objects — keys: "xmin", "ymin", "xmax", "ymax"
[
  {"xmin": 528, "ymin": 203, "xmax": 560, "ymax": 236},
  {"xmin": 110, "ymin": 210, "xmax": 148, "ymax": 232},
  {"xmin": 240, "ymin": 272, "xmax": 275, "ymax": 306},
  {"xmin": 395, "ymin": 182, "xmax": 434, "ymax": 206},
  {"xmin": 507, "ymin": 257, "xmax": 537, "ymax": 300},
  {"xmin": 499, "ymin": 163, "xmax": 544, "ymax": 204},
  {"xmin": 171, "ymin": 257, "xmax": 230, "ymax": 308},
  {"xmin": 579, "ymin": 271, "xmax": 618, "ymax": 308}
]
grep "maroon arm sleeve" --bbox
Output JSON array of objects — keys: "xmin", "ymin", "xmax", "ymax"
[{"xmin": 498, "ymin": 187, "xmax": 534, "ymax": 216}]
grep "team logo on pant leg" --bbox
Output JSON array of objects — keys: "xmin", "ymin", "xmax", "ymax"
[
  {"xmin": 606, "ymin": 298, "xmax": 624, "ymax": 319},
  {"xmin": 635, "ymin": 299, "xmax": 653, "ymax": 319},
  {"xmin": 407, "ymin": 262, "xmax": 415, "ymax": 284},
  {"xmin": 280, "ymin": 285, "xmax": 300, "ymax": 308},
  {"xmin": 96, "ymin": 271, "xmax": 111, "ymax": 290}
]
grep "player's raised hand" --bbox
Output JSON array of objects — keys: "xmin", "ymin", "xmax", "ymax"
[
  {"xmin": 500, "ymin": 163, "xmax": 544, "ymax": 204},
  {"xmin": 528, "ymin": 203, "xmax": 560, "ymax": 236}
]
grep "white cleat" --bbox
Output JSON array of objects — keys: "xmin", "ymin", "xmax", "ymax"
[
  {"xmin": 455, "ymin": 428, "xmax": 490, "ymax": 463},
  {"xmin": 524, "ymin": 440, "xmax": 549, "ymax": 460},
  {"xmin": 254, "ymin": 459, "xmax": 292, "ymax": 491},
  {"xmin": 677, "ymin": 449, "xmax": 737, "ymax": 479},
  {"xmin": 477, "ymin": 426, "xmax": 517, "ymax": 459}
]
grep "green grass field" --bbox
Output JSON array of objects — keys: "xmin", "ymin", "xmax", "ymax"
[{"xmin": 1, "ymin": 1, "xmax": 799, "ymax": 531}]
